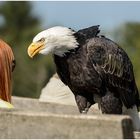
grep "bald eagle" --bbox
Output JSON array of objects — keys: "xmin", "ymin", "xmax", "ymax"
[{"xmin": 28, "ymin": 26, "xmax": 140, "ymax": 130}]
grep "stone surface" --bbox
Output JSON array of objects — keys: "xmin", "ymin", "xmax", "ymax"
[
  {"xmin": 39, "ymin": 73, "xmax": 76, "ymax": 106},
  {"xmin": 0, "ymin": 109, "xmax": 134, "ymax": 139},
  {"xmin": 134, "ymin": 131, "xmax": 140, "ymax": 139},
  {"xmin": 12, "ymin": 95, "xmax": 100, "ymax": 115},
  {"xmin": 12, "ymin": 96, "xmax": 79, "ymax": 115}
]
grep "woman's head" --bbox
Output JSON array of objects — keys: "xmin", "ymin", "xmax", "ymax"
[{"xmin": 0, "ymin": 39, "xmax": 15, "ymax": 103}]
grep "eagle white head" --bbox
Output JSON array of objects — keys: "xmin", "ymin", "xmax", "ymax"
[{"xmin": 28, "ymin": 26, "xmax": 79, "ymax": 57}]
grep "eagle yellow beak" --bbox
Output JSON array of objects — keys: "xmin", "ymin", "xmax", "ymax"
[{"xmin": 27, "ymin": 42, "xmax": 45, "ymax": 58}]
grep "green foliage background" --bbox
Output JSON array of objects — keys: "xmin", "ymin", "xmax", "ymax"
[
  {"xmin": 0, "ymin": 1, "xmax": 140, "ymax": 98},
  {"xmin": 0, "ymin": 1, "xmax": 55, "ymax": 98}
]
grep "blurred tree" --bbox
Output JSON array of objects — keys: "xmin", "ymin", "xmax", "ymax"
[
  {"xmin": 113, "ymin": 22, "xmax": 140, "ymax": 91},
  {"xmin": 0, "ymin": 1, "xmax": 55, "ymax": 98}
]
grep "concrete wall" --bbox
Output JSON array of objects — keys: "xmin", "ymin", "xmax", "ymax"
[
  {"xmin": 0, "ymin": 96, "xmax": 137, "ymax": 139},
  {"xmin": 0, "ymin": 109, "xmax": 134, "ymax": 139},
  {"xmin": 12, "ymin": 96, "xmax": 100, "ymax": 115}
]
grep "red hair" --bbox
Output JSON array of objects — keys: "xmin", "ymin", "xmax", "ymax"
[{"xmin": 0, "ymin": 39, "xmax": 15, "ymax": 103}]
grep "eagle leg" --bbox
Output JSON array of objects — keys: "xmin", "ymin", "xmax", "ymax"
[
  {"xmin": 75, "ymin": 94, "xmax": 95, "ymax": 114},
  {"xmin": 100, "ymin": 93, "xmax": 122, "ymax": 114}
]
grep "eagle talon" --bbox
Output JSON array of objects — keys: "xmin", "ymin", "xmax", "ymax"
[
  {"xmin": 81, "ymin": 110, "xmax": 87, "ymax": 114},
  {"xmin": 81, "ymin": 108, "xmax": 89, "ymax": 114}
]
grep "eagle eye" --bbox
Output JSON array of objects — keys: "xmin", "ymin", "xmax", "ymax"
[{"xmin": 38, "ymin": 38, "xmax": 45, "ymax": 42}]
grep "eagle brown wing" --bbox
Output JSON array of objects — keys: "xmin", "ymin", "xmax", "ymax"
[{"xmin": 87, "ymin": 37, "xmax": 140, "ymax": 109}]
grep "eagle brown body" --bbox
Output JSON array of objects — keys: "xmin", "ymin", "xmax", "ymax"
[
  {"xmin": 28, "ymin": 25, "xmax": 140, "ymax": 130},
  {"xmin": 53, "ymin": 26, "xmax": 140, "ymax": 114}
]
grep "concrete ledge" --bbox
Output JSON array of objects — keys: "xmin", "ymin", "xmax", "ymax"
[
  {"xmin": 12, "ymin": 96, "xmax": 79, "ymax": 114},
  {"xmin": 0, "ymin": 109, "xmax": 134, "ymax": 139},
  {"xmin": 134, "ymin": 131, "xmax": 140, "ymax": 139},
  {"xmin": 12, "ymin": 96, "xmax": 100, "ymax": 115}
]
